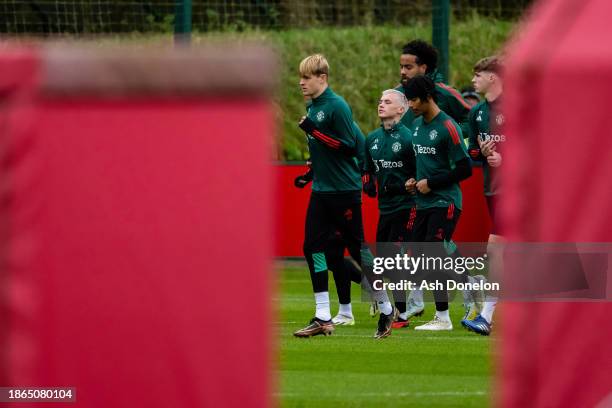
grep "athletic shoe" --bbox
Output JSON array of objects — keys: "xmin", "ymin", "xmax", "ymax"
[
  {"xmin": 332, "ymin": 314, "xmax": 355, "ymax": 326},
  {"xmin": 392, "ymin": 317, "xmax": 410, "ymax": 329},
  {"xmin": 293, "ymin": 317, "xmax": 335, "ymax": 337},
  {"xmin": 405, "ymin": 298, "xmax": 425, "ymax": 319},
  {"xmin": 461, "ymin": 314, "xmax": 492, "ymax": 336},
  {"xmin": 374, "ymin": 308, "xmax": 395, "ymax": 339},
  {"xmin": 369, "ymin": 301, "xmax": 379, "ymax": 317},
  {"xmin": 414, "ymin": 316, "xmax": 453, "ymax": 331},
  {"xmin": 463, "ymin": 301, "xmax": 479, "ymax": 321}
]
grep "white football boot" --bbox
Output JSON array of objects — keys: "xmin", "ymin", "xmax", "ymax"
[
  {"xmin": 332, "ymin": 314, "xmax": 355, "ymax": 326},
  {"xmin": 414, "ymin": 315, "xmax": 453, "ymax": 331}
]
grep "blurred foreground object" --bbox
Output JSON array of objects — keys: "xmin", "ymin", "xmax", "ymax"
[
  {"xmin": 0, "ymin": 43, "xmax": 277, "ymax": 408},
  {"xmin": 501, "ymin": 0, "xmax": 612, "ymax": 406}
]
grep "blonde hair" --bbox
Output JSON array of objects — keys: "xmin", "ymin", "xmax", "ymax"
[
  {"xmin": 299, "ymin": 54, "xmax": 329, "ymax": 77},
  {"xmin": 382, "ymin": 89, "xmax": 408, "ymax": 110}
]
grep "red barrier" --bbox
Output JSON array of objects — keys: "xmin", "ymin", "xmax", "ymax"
[
  {"xmin": 0, "ymin": 46, "xmax": 275, "ymax": 408},
  {"xmin": 501, "ymin": 0, "xmax": 612, "ymax": 406},
  {"xmin": 275, "ymin": 163, "xmax": 490, "ymax": 257}
]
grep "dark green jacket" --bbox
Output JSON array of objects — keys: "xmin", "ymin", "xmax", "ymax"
[
  {"xmin": 412, "ymin": 111, "xmax": 469, "ymax": 210},
  {"xmin": 364, "ymin": 123, "xmax": 416, "ymax": 214},
  {"xmin": 467, "ymin": 98, "xmax": 505, "ymax": 196},
  {"xmin": 303, "ymin": 87, "xmax": 361, "ymax": 193}
]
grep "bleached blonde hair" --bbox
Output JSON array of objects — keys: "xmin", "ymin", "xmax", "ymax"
[
  {"xmin": 299, "ymin": 54, "xmax": 329, "ymax": 77},
  {"xmin": 382, "ymin": 89, "xmax": 408, "ymax": 111}
]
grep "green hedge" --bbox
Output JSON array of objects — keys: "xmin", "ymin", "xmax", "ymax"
[{"xmin": 195, "ymin": 14, "xmax": 515, "ymax": 160}]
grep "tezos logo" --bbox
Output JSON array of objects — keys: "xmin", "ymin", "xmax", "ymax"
[
  {"xmin": 392, "ymin": 142, "xmax": 402, "ymax": 153},
  {"xmin": 480, "ymin": 132, "xmax": 506, "ymax": 143},
  {"xmin": 429, "ymin": 130, "xmax": 438, "ymax": 140},
  {"xmin": 377, "ymin": 159, "xmax": 403, "ymax": 168},
  {"xmin": 496, "ymin": 114, "xmax": 505, "ymax": 125},
  {"xmin": 316, "ymin": 111, "xmax": 325, "ymax": 122},
  {"xmin": 414, "ymin": 144, "xmax": 436, "ymax": 155}
]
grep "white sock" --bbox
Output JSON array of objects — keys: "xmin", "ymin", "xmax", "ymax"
[
  {"xmin": 435, "ymin": 309, "xmax": 450, "ymax": 322},
  {"xmin": 481, "ymin": 297, "xmax": 497, "ymax": 323},
  {"xmin": 378, "ymin": 301, "xmax": 393, "ymax": 316},
  {"xmin": 369, "ymin": 287, "xmax": 393, "ymax": 315},
  {"xmin": 338, "ymin": 303, "xmax": 353, "ymax": 317},
  {"xmin": 410, "ymin": 288, "xmax": 424, "ymax": 305},
  {"xmin": 314, "ymin": 292, "xmax": 331, "ymax": 321},
  {"xmin": 399, "ymin": 312, "xmax": 408, "ymax": 320}
]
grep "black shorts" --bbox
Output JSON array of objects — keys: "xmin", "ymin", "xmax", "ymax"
[
  {"xmin": 413, "ymin": 204, "xmax": 461, "ymax": 243},
  {"xmin": 303, "ymin": 191, "xmax": 364, "ymax": 263},
  {"xmin": 412, "ymin": 204, "xmax": 462, "ymax": 287},
  {"xmin": 376, "ymin": 206, "xmax": 417, "ymax": 243},
  {"xmin": 485, "ymin": 194, "xmax": 502, "ymax": 235}
]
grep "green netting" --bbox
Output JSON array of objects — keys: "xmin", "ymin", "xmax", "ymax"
[{"xmin": 0, "ymin": 0, "xmax": 532, "ymax": 35}]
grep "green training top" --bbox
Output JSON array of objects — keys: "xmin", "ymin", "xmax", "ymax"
[
  {"xmin": 467, "ymin": 98, "xmax": 505, "ymax": 196},
  {"xmin": 306, "ymin": 99, "xmax": 365, "ymax": 174},
  {"xmin": 364, "ymin": 123, "xmax": 416, "ymax": 215},
  {"xmin": 412, "ymin": 111, "xmax": 469, "ymax": 210},
  {"xmin": 396, "ymin": 70, "xmax": 471, "ymax": 136},
  {"xmin": 365, "ymin": 123, "xmax": 416, "ymax": 214},
  {"xmin": 305, "ymin": 87, "xmax": 361, "ymax": 193}
]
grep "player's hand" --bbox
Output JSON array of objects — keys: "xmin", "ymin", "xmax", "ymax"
[
  {"xmin": 405, "ymin": 178, "xmax": 417, "ymax": 194},
  {"xmin": 416, "ymin": 179, "xmax": 431, "ymax": 194},
  {"xmin": 298, "ymin": 116, "xmax": 318, "ymax": 135},
  {"xmin": 294, "ymin": 166, "xmax": 313, "ymax": 188},
  {"xmin": 362, "ymin": 174, "xmax": 377, "ymax": 198},
  {"xmin": 480, "ymin": 139, "xmax": 496, "ymax": 157},
  {"xmin": 487, "ymin": 151, "xmax": 502, "ymax": 167},
  {"xmin": 294, "ymin": 175, "xmax": 310, "ymax": 188}
]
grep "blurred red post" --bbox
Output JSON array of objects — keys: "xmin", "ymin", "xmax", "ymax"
[
  {"xmin": 501, "ymin": 0, "xmax": 612, "ymax": 406},
  {"xmin": 0, "ymin": 44, "xmax": 277, "ymax": 408}
]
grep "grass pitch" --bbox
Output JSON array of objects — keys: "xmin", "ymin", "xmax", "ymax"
[{"xmin": 277, "ymin": 262, "xmax": 493, "ymax": 408}]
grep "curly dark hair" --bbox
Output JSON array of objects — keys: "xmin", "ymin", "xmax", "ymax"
[
  {"xmin": 403, "ymin": 75, "xmax": 437, "ymax": 102},
  {"xmin": 401, "ymin": 40, "xmax": 438, "ymax": 74}
]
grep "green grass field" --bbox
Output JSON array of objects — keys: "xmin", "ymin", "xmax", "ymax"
[{"xmin": 277, "ymin": 261, "xmax": 493, "ymax": 408}]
